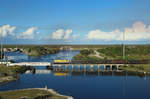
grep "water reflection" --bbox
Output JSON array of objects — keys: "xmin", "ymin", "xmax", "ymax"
[{"xmin": 25, "ymin": 68, "xmax": 147, "ymax": 78}]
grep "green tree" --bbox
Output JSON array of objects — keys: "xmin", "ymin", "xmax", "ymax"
[{"xmin": 80, "ymin": 49, "xmax": 91, "ymax": 56}]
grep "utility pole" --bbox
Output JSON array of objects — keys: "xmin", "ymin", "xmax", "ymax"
[
  {"xmin": 0, "ymin": 33, "xmax": 3, "ymax": 62},
  {"xmin": 123, "ymin": 31, "xmax": 125, "ymax": 60},
  {"xmin": 122, "ymin": 31, "xmax": 126, "ymax": 99}
]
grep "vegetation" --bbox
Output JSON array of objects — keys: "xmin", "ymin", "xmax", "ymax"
[
  {"xmin": 3, "ymin": 44, "xmax": 150, "ymax": 60},
  {"xmin": 73, "ymin": 45, "xmax": 150, "ymax": 61},
  {"xmin": 23, "ymin": 46, "xmax": 59, "ymax": 57},
  {"xmin": 73, "ymin": 49, "xmax": 101, "ymax": 61},
  {"xmin": 0, "ymin": 50, "xmax": 3, "ymax": 59},
  {"xmin": 0, "ymin": 64, "xmax": 30, "ymax": 84},
  {"xmin": 119, "ymin": 64, "xmax": 150, "ymax": 73},
  {"xmin": 0, "ymin": 51, "xmax": 1, "ymax": 59},
  {"xmin": 0, "ymin": 65, "xmax": 30, "ymax": 76},
  {"xmin": 0, "ymin": 89, "xmax": 68, "ymax": 99},
  {"xmin": 97, "ymin": 45, "xmax": 150, "ymax": 60},
  {"xmin": 80, "ymin": 49, "xmax": 94, "ymax": 56}
]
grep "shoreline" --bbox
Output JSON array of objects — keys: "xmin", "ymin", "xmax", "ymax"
[
  {"xmin": 0, "ymin": 76, "xmax": 17, "ymax": 85},
  {"xmin": 119, "ymin": 64, "xmax": 150, "ymax": 75},
  {"xmin": 0, "ymin": 88, "xmax": 73, "ymax": 99}
]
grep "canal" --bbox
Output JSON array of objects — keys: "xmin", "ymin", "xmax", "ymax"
[{"xmin": 0, "ymin": 51, "xmax": 150, "ymax": 99}]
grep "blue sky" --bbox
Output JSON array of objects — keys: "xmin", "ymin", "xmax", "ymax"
[{"xmin": 0, "ymin": 0, "xmax": 150, "ymax": 44}]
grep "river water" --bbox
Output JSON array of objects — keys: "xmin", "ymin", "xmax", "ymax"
[{"xmin": 0, "ymin": 51, "xmax": 150, "ymax": 99}]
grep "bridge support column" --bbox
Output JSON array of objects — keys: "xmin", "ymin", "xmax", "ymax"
[
  {"xmin": 110, "ymin": 65, "xmax": 112, "ymax": 71},
  {"xmin": 116, "ymin": 65, "xmax": 119, "ymax": 70},
  {"xmin": 90, "ymin": 65, "xmax": 94, "ymax": 71},
  {"xmin": 78, "ymin": 65, "xmax": 80, "ymax": 71},
  {"xmin": 72, "ymin": 65, "xmax": 73, "ymax": 71},
  {"xmin": 84, "ymin": 65, "xmax": 86, "ymax": 72},
  {"xmin": 97, "ymin": 65, "xmax": 100, "ymax": 72},
  {"xmin": 104, "ymin": 65, "xmax": 106, "ymax": 70}
]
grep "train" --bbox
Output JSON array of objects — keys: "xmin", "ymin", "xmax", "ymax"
[{"xmin": 53, "ymin": 60, "xmax": 70, "ymax": 64}]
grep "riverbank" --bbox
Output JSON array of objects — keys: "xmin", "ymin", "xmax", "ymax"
[
  {"xmin": 72, "ymin": 45, "xmax": 150, "ymax": 60},
  {"xmin": 119, "ymin": 64, "xmax": 150, "ymax": 74},
  {"xmin": 0, "ymin": 64, "xmax": 30, "ymax": 84},
  {"xmin": 23, "ymin": 46, "xmax": 60, "ymax": 57},
  {"xmin": 0, "ymin": 88, "xmax": 73, "ymax": 99},
  {"xmin": 3, "ymin": 45, "xmax": 60, "ymax": 57}
]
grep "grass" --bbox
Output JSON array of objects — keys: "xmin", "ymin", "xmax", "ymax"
[
  {"xmin": 119, "ymin": 64, "xmax": 150, "ymax": 73},
  {"xmin": 0, "ymin": 64, "xmax": 12, "ymax": 77},
  {"xmin": 97, "ymin": 45, "xmax": 150, "ymax": 60},
  {"xmin": 0, "ymin": 64, "xmax": 30, "ymax": 84},
  {"xmin": 0, "ymin": 89, "xmax": 68, "ymax": 99},
  {"xmin": 0, "ymin": 65, "xmax": 30, "ymax": 76}
]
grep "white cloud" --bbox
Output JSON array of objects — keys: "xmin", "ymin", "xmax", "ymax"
[
  {"xmin": 52, "ymin": 29, "xmax": 64, "ymax": 39},
  {"xmin": 87, "ymin": 21, "xmax": 150, "ymax": 41},
  {"xmin": 17, "ymin": 27, "xmax": 37, "ymax": 39},
  {"xmin": 64, "ymin": 29, "xmax": 72, "ymax": 39},
  {"xmin": 87, "ymin": 29, "xmax": 120, "ymax": 41},
  {"xmin": 52, "ymin": 29, "xmax": 73, "ymax": 39},
  {"xmin": 0, "ymin": 25, "xmax": 16, "ymax": 37}
]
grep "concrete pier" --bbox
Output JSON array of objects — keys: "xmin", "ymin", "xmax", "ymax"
[{"xmin": 52, "ymin": 64, "xmax": 123, "ymax": 72}]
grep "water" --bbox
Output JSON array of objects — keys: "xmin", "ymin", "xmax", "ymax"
[
  {"xmin": 4, "ymin": 50, "xmax": 80, "ymax": 62},
  {"xmin": 1, "ymin": 51, "xmax": 150, "ymax": 99}
]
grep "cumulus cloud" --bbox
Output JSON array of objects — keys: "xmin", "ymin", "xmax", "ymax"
[
  {"xmin": 64, "ymin": 29, "xmax": 72, "ymax": 39},
  {"xmin": 0, "ymin": 25, "xmax": 16, "ymax": 37},
  {"xmin": 52, "ymin": 29, "xmax": 64, "ymax": 39},
  {"xmin": 17, "ymin": 27, "xmax": 37, "ymax": 39},
  {"xmin": 87, "ymin": 29, "xmax": 120, "ymax": 41},
  {"xmin": 52, "ymin": 29, "xmax": 73, "ymax": 39},
  {"xmin": 87, "ymin": 21, "xmax": 150, "ymax": 41}
]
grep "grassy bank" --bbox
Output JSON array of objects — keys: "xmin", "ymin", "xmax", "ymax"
[
  {"xmin": 0, "ymin": 64, "xmax": 30, "ymax": 84},
  {"xmin": 0, "ymin": 88, "xmax": 70, "ymax": 99},
  {"xmin": 119, "ymin": 64, "xmax": 150, "ymax": 74},
  {"xmin": 73, "ymin": 45, "xmax": 150, "ymax": 61},
  {"xmin": 23, "ymin": 46, "xmax": 59, "ymax": 57},
  {"xmin": 72, "ymin": 49, "xmax": 100, "ymax": 61},
  {"xmin": 97, "ymin": 45, "xmax": 150, "ymax": 60},
  {"xmin": 3, "ymin": 45, "xmax": 60, "ymax": 57}
]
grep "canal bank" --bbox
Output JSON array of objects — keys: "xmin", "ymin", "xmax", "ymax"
[
  {"xmin": 0, "ymin": 64, "xmax": 30, "ymax": 84},
  {"xmin": 0, "ymin": 88, "xmax": 73, "ymax": 99},
  {"xmin": 119, "ymin": 64, "xmax": 150, "ymax": 74}
]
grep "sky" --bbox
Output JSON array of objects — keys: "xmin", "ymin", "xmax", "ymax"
[{"xmin": 0, "ymin": 0, "xmax": 150, "ymax": 44}]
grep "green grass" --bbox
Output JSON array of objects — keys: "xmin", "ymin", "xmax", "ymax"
[
  {"xmin": 23, "ymin": 46, "xmax": 59, "ymax": 57},
  {"xmin": 0, "ymin": 65, "xmax": 30, "ymax": 77},
  {"xmin": 0, "ymin": 89, "xmax": 68, "ymax": 99},
  {"xmin": 0, "ymin": 65, "xmax": 12, "ymax": 77},
  {"xmin": 0, "ymin": 65, "xmax": 30, "ymax": 84},
  {"xmin": 97, "ymin": 45, "xmax": 150, "ymax": 60},
  {"xmin": 119, "ymin": 64, "xmax": 150, "ymax": 73}
]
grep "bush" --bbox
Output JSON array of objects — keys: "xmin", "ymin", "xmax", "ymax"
[
  {"xmin": 10, "ymin": 60, "xmax": 15, "ymax": 63},
  {"xmin": 80, "ymin": 49, "xmax": 94, "ymax": 56},
  {"xmin": 138, "ymin": 66, "xmax": 144, "ymax": 70}
]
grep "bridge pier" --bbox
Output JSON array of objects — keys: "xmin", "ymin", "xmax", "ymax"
[
  {"xmin": 97, "ymin": 65, "xmax": 100, "ymax": 72},
  {"xmin": 84, "ymin": 65, "xmax": 86, "ymax": 72},
  {"xmin": 110, "ymin": 65, "xmax": 112, "ymax": 71},
  {"xmin": 103, "ymin": 65, "xmax": 106, "ymax": 70},
  {"xmin": 78, "ymin": 65, "xmax": 81, "ymax": 71}
]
